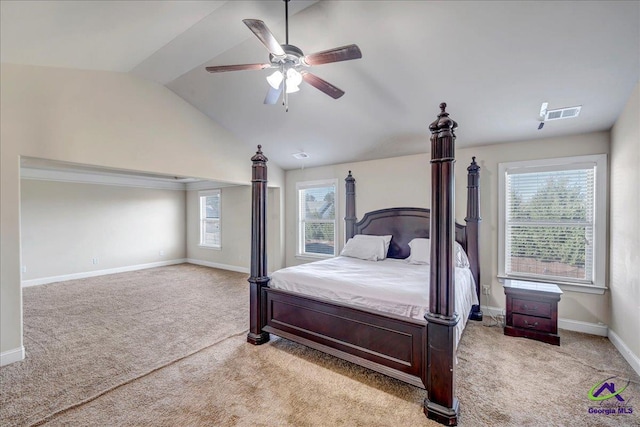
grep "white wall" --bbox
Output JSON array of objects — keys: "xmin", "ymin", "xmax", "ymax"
[
  {"xmin": 456, "ymin": 134, "xmax": 610, "ymax": 327},
  {"xmin": 284, "ymin": 131, "xmax": 611, "ymax": 327},
  {"xmin": 285, "ymin": 155, "xmax": 431, "ymax": 267},
  {"xmin": 610, "ymin": 83, "xmax": 640, "ymax": 363},
  {"xmin": 0, "ymin": 63, "xmax": 284, "ymax": 360},
  {"xmin": 20, "ymin": 179, "xmax": 185, "ymax": 281},
  {"xmin": 186, "ymin": 186, "xmax": 283, "ymax": 274}
]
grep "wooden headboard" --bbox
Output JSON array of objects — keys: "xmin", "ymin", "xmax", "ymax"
[
  {"xmin": 353, "ymin": 207, "xmax": 468, "ymax": 259},
  {"xmin": 344, "ymin": 156, "xmax": 482, "ymax": 323}
]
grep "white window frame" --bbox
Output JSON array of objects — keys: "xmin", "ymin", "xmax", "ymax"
[
  {"xmin": 296, "ymin": 179, "xmax": 338, "ymax": 259},
  {"xmin": 198, "ymin": 189, "xmax": 221, "ymax": 249},
  {"xmin": 498, "ymin": 154, "xmax": 607, "ymax": 294}
]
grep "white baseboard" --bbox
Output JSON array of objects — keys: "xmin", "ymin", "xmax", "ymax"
[
  {"xmin": 608, "ymin": 329, "xmax": 640, "ymax": 377},
  {"xmin": 186, "ymin": 258, "xmax": 249, "ymax": 274},
  {"xmin": 21, "ymin": 258, "xmax": 248, "ymax": 287},
  {"xmin": 1, "ymin": 346, "xmax": 25, "ymax": 366},
  {"xmin": 21, "ymin": 259, "xmax": 187, "ymax": 287},
  {"xmin": 558, "ymin": 318, "xmax": 609, "ymax": 336},
  {"xmin": 480, "ymin": 305, "xmax": 505, "ymax": 318}
]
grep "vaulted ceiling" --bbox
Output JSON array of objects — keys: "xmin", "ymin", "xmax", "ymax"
[{"xmin": 2, "ymin": 1, "xmax": 639, "ymax": 171}]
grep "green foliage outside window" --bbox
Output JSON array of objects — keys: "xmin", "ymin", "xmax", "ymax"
[
  {"xmin": 301, "ymin": 188, "xmax": 335, "ymax": 255},
  {"xmin": 509, "ymin": 176, "xmax": 587, "ymax": 268}
]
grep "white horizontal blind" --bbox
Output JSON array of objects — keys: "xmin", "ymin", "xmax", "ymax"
[
  {"xmin": 505, "ymin": 165, "xmax": 595, "ymax": 284},
  {"xmin": 199, "ymin": 190, "xmax": 220, "ymax": 248},
  {"xmin": 297, "ymin": 182, "xmax": 336, "ymax": 256}
]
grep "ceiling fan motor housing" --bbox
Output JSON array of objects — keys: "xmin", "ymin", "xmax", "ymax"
[{"xmin": 270, "ymin": 44, "xmax": 304, "ymax": 68}]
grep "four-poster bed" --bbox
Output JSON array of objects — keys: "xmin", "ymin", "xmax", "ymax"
[{"xmin": 248, "ymin": 103, "xmax": 481, "ymax": 426}]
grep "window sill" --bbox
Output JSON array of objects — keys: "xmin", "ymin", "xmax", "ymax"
[
  {"xmin": 498, "ymin": 276, "xmax": 607, "ymax": 295},
  {"xmin": 198, "ymin": 245, "xmax": 221, "ymax": 251},
  {"xmin": 295, "ymin": 254, "xmax": 334, "ymax": 261}
]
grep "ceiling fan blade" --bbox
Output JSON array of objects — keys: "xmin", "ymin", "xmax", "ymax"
[
  {"xmin": 243, "ymin": 19, "xmax": 286, "ymax": 57},
  {"xmin": 206, "ymin": 63, "xmax": 272, "ymax": 73},
  {"xmin": 302, "ymin": 44, "xmax": 362, "ymax": 66},
  {"xmin": 301, "ymin": 72, "xmax": 345, "ymax": 99},
  {"xmin": 264, "ymin": 82, "xmax": 284, "ymax": 105}
]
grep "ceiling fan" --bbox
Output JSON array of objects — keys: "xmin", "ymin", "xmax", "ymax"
[{"xmin": 205, "ymin": 0, "xmax": 362, "ymax": 110}]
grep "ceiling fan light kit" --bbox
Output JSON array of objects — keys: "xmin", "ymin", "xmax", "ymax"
[
  {"xmin": 205, "ymin": 0, "xmax": 362, "ymax": 111},
  {"xmin": 286, "ymin": 68, "xmax": 303, "ymax": 93},
  {"xmin": 267, "ymin": 70, "xmax": 284, "ymax": 90}
]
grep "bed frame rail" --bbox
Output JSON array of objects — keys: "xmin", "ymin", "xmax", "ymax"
[{"xmin": 263, "ymin": 288, "xmax": 427, "ymax": 388}]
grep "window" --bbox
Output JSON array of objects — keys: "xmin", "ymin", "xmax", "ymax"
[
  {"xmin": 297, "ymin": 180, "xmax": 337, "ymax": 257},
  {"xmin": 498, "ymin": 154, "xmax": 606, "ymax": 291},
  {"xmin": 199, "ymin": 190, "xmax": 220, "ymax": 248}
]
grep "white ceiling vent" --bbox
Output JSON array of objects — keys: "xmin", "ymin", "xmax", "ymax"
[{"xmin": 545, "ymin": 105, "xmax": 582, "ymax": 121}]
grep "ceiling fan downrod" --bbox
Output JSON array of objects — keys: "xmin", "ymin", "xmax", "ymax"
[
  {"xmin": 284, "ymin": 0, "xmax": 289, "ymax": 112},
  {"xmin": 284, "ymin": 0, "xmax": 289, "ymax": 45}
]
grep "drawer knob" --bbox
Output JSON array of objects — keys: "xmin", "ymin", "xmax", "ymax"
[
  {"xmin": 522, "ymin": 304, "xmax": 537, "ymax": 311},
  {"xmin": 523, "ymin": 320, "xmax": 539, "ymax": 329}
]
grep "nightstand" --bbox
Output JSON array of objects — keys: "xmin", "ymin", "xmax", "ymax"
[{"xmin": 503, "ymin": 280, "xmax": 562, "ymax": 345}]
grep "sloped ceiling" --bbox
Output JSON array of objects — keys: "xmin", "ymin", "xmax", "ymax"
[{"xmin": 2, "ymin": 0, "xmax": 639, "ymax": 171}]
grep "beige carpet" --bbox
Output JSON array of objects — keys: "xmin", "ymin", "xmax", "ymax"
[
  {"xmin": 1, "ymin": 264, "xmax": 638, "ymax": 426},
  {"xmin": 1, "ymin": 264, "xmax": 248, "ymax": 426}
]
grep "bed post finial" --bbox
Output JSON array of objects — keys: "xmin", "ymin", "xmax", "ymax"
[
  {"xmin": 345, "ymin": 171, "xmax": 357, "ymax": 240},
  {"xmin": 466, "ymin": 157, "xmax": 482, "ymax": 322},
  {"xmin": 424, "ymin": 102, "xmax": 460, "ymax": 426},
  {"xmin": 252, "ymin": 144, "xmax": 268, "ymax": 162},
  {"xmin": 248, "ymin": 145, "xmax": 270, "ymax": 346},
  {"xmin": 466, "ymin": 157, "xmax": 480, "ymax": 222}
]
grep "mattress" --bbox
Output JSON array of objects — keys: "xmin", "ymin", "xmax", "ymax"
[{"xmin": 269, "ymin": 256, "xmax": 479, "ymax": 346}]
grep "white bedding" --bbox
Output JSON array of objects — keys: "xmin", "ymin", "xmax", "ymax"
[{"xmin": 269, "ymin": 256, "xmax": 479, "ymax": 346}]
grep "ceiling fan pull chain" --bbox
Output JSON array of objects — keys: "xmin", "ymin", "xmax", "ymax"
[{"xmin": 284, "ymin": 82, "xmax": 289, "ymax": 112}]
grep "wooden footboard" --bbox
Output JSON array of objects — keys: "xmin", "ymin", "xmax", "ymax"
[{"xmin": 263, "ymin": 287, "xmax": 427, "ymax": 389}]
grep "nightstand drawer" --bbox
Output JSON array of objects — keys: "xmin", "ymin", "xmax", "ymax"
[
  {"xmin": 512, "ymin": 314, "xmax": 555, "ymax": 333},
  {"xmin": 512, "ymin": 298, "xmax": 551, "ymax": 318}
]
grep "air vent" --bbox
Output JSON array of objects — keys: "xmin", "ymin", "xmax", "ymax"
[{"xmin": 545, "ymin": 105, "xmax": 582, "ymax": 121}]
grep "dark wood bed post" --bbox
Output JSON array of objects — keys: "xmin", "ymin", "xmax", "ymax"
[
  {"xmin": 466, "ymin": 157, "xmax": 483, "ymax": 321},
  {"xmin": 424, "ymin": 103, "xmax": 459, "ymax": 426},
  {"xmin": 247, "ymin": 145, "xmax": 270, "ymax": 345},
  {"xmin": 345, "ymin": 171, "xmax": 357, "ymax": 240}
]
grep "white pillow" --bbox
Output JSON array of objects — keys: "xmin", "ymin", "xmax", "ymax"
[
  {"xmin": 407, "ymin": 238, "xmax": 430, "ymax": 264},
  {"xmin": 340, "ymin": 237, "xmax": 387, "ymax": 261},
  {"xmin": 353, "ymin": 234, "xmax": 392, "ymax": 258},
  {"xmin": 406, "ymin": 238, "xmax": 470, "ymax": 268},
  {"xmin": 455, "ymin": 242, "xmax": 471, "ymax": 268}
]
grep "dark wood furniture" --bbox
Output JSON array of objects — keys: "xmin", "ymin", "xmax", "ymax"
[
  {"xmin": 248, "ymin": 103, "xmax": 480, "ymax": 426},
  {"xmin": 504, "ymin": 280, "xmax": 562, "ymax": 345}
]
